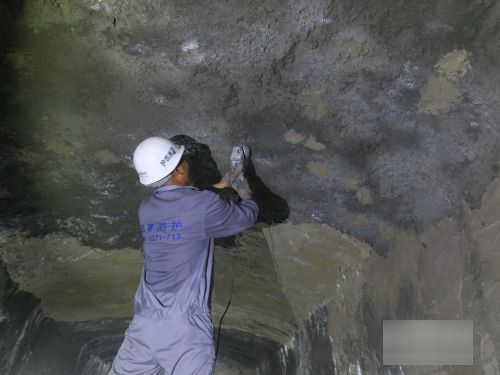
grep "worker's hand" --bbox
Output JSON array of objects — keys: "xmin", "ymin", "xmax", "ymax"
[
  {"xmin": 238, "ymin": 190, "xmax": 252, "ymax": 200},
  {"xmin": 217, "ymin": 187, "xmax": 241, "ymax": 203},
  {"xmin": 232, "ymin": 174, "xmax": 252, "ymax": 199},
  {"xmin": 212, "ymin": 181, "xmax": 227, "ymax": 189},
  {"xmin": 222, "ymin": 171, "xmax": 241, "ymax": 187},
  {"xmin": 212, "ymin": 171, "xmax": 237, "ymax": 189},
  {"xmin": 213, "ymin": 171, "xmax": 251, "ymax": 199}
]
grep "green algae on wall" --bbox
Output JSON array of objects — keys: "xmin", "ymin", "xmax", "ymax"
[
  {"xmin": 263, "ymin": 223, "xmax": 372, "ymax": 321},
  {"xmin": 0, "ymin": 227, "xmax": 298, "ymax": 344},
  {"xmin": 0, "ymin": 221, "xmax": 372, "ymax": 347},
  {"xmin": 0, "ymin": 231, "xmax": 142, "ymax": 321},
  {"xmin": 23, "ymin": 0, "xmax": 85, "ymax": 32},
  {"xmin": 2, "ymin": 171, "xmax": 500, "ymax": 373},
  {"xmin": 213, "ymin": 228, "xmax": 297, "ymax": 344}
]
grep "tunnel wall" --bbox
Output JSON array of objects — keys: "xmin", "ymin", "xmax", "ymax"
[
  {"xmin": 1, "ymin": 0, "xmax": 500, "ymax": 374},
  {"xmin": 0, "ymin": 0, "xmax": 499, "ymax": 253}
]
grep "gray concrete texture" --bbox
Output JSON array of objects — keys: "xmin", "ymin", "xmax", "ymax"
[
  {"xmin": 1, "ymin": 0, "xmax": 499, "ymax": 253},
  {"xmin": 1, "ymin": 0, "xmax": 500, "ymax": 374}
]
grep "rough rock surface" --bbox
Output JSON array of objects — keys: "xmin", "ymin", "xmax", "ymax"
[
  {"xmin": 2, "ymin": 175, "xmax": 500, "ymax": 373},
  {"xmin": 1, "ymin": 0, "xmax": 500, "ymax": 253},
  {"xmin": 1, "ymin": 0, "xmax": 500, "ymax": 374}
]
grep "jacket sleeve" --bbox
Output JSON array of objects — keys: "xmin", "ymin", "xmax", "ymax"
[{"xmin": 203, "ymin": 191, "xmax": 259, "ymax": 239}]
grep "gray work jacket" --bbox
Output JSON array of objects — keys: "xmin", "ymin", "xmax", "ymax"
[{"xmin": 134, "ymin": 185, "xmax": 259, "ymax": 320}]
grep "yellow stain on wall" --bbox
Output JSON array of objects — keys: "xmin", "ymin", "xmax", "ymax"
[
  {"xmin": 356, "ymin": 186, "xmax": 373, "ymax": 205},
  {"xmin": 417, "ymin": 49, "xmax": 471, "ymax": 115},
  {"xmin": 283, "ymin": 129, "xmax": 306, "ymax": 144},
  {"xmin": 298, "ymin": 88, "xmax": 330, "ymax": 121},
  {"xmin": 435, "ymin": 49, "xmax": 472, "ymax": 81},
  {"xmin": 417, "ymin": 76, "xmax": 462, "ymax": 115},
  {"xmin": 307, "ymin": 161, "xmax": 329, "ymax": 178},
  {"xmin": 214, "ymin": 119, "xmax": 232, "ymax": 135},
  {"xmin": 342, "ymin": 39, "xmax": 363, "ymax": 59},
  {"xmin": 304, "ymin": 135, "xmax": 326, "ymax": 151},
  {"xmin": 345, "ymin": 177, "xmax": 360, "ymax": 190}
]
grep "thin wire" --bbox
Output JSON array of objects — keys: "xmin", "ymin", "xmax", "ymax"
[{"xmin": 215, "ymin": 257, "xmax": 234, "ymax": 361}]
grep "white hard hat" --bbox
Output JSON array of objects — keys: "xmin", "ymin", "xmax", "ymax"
[{"xmin": 133, "ymin": 137, "xmax": 185, "ymax": 186}]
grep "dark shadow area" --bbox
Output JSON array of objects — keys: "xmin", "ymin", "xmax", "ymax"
[
  {"xmin": 171, "ymin": 134, "xmax": 290, "ymax": 226},
  {"xmin": 170, "ymin": 134, "xmax": 222, "ymax": 190},
  {"xmin": 1, "ymin": 259, "xmax": 293, "ymax": 374},
  {"xmin": 0, "ymin": 1, "xmax": 37, "ymax": 231},
  {"xmin": 244, "ymin": 159, "xmax": 289, "ymax": 224},
  {"xmin": 170, "ymin": 135, "xmax": 236, "ymax": 248},
  {"xmin": 216, "ymin": 328, "xmax": 294, "ymax": 374},
  {"xmin": 292, "ymin": 306, "xmax": 336, "ymax": 375}
]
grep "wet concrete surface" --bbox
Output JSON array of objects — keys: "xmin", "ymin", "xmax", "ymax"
[{"xmin": 3, "ymin": 177, "xmax": 500, "ymax": 373}]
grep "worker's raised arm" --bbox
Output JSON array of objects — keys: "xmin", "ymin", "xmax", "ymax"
[{"xmin": 203, "ymin": 191, "xmax": 258, "ymax": 239}]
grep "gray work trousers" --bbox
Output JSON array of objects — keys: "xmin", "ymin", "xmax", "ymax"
[{"xmin": 109, "ymin": 312, "xmax": 215, "ymax": 375}]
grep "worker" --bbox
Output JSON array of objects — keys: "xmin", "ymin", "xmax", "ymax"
[
  {"xmin": 170, "ymin": 134, "xmax": 289, "ymax": 223},
  {"xmin": 109, "ymin": 136, "xmax": 258, "ymax": 375}
]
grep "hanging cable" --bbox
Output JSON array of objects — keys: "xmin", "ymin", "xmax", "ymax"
[{"xmin": 215, "ymin": 257, "xmax": 234, "ymax": 362}]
